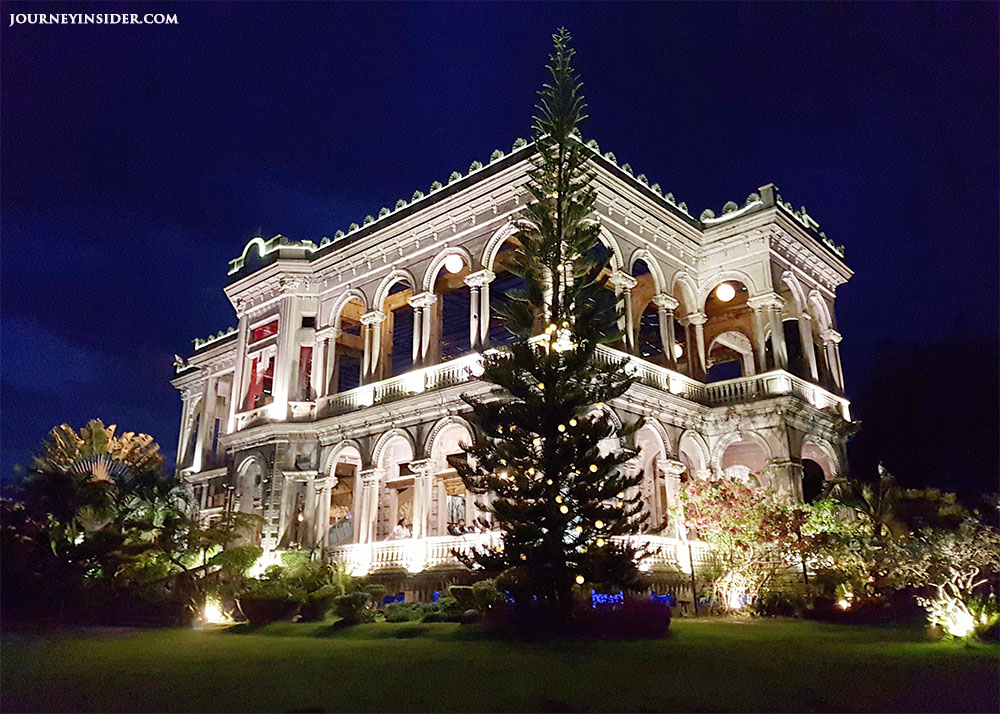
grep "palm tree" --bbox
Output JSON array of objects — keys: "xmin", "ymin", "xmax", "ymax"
[{"xmin": 824, "ymin": 464, "xmax": 908, "ymax": 539}]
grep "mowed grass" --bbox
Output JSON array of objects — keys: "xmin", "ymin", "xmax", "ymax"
[{"xmin": 2, "ymin": 618, "xmax": 996, "ymax": 713}]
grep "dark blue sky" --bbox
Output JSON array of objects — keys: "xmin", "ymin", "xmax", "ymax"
[{"xmin": 2, "ymin": 2, "xmax": 997, "ymax": 483}]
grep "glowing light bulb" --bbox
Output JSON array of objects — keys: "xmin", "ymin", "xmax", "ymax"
[
  {"xmin": 595, "ymin": 520, "xmax": 604, "ymax": 529},
  {"xmin": 673, "ymin": 343, "xmax": 684, "ymax": 360},
  {"xmin": 533, "ymin": 438, "xmax": 542, "ymax": 446},
  {"xmin": 575, "ymin": 525, "xmax": 583, "ymax": 534},
  {"xmin": 560, "ymin": 505, "xmax": 569, "ymax": 514},
  {"xmin": 444, "ymin": 254, "xmax": 464, "ymax": 274},
  {"xmin": 546, "ymin": 479, "xmax": 553, "ymax": 485},
  {"xmin": 617, "ymin": 492, "xmax": 625, "ymax": 498},
  {"xmin": 558, "ymin": 424, "xmax": 566, "ymax": 432},
  {"xmin": 520, "ymin": 553, "xmax": 527, "ymax": 561},
  {"xmin": 596, "ymin": 538, "xmax": 605, "ymax": 547},
  {"xmin": 537, "ymin": 382, "xmax": 545, "ymax": 390},
  {"xmin": 589, "ymin": 464, "xmax": 598, "ymax": 473},
  {"xmin": 575, "ymin": 575, "xmax": 585, "ymax": 585},
  {"xmin": 555, "ymin": 495, "xmax": 563, "ymax": 503},
  {"xmin": 297, "ymin": 512, "xmax": 304, "ymax": 522},
  {"xmin": 527, "ymin": 467, "xmax": 536, "ymax": 475},
  {"xmin": 715, "ymin": 282, "xmax": 736, "ymax": 302},
  {"xmin": 569, "ymin": 418, "xmax": 577, "ymax": 427}
]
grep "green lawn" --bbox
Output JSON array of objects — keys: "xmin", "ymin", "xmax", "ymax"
[{"xmin": 2, "ymin": 618, "xmax": 996, "ymax": 713}]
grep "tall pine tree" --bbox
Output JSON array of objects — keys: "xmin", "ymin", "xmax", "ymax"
[{"xmin": 454, "ymin": 28, "xmax": 647, "ymax": 620}]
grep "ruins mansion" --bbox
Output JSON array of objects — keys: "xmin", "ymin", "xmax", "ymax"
[{"xmin": 172, "ymin": 139, "xmax": 853, "ymax": 592}]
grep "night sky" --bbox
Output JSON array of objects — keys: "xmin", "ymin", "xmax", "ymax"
[{"xmin": 2, "ymin": 3, "xmax": 997, "ymax": 491}]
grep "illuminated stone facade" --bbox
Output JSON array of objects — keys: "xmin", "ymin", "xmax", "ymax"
[{"xmin": 172, "ymin": 142, "xmax": 853, "ymax": 587}]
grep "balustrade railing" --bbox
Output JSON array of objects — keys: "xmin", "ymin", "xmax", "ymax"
[
  {"xmin": 325, "ymin": 533, "xmax": 710, "ymax": 575},
  {"xmin": 237, "ymin": 346, "xmax": 848, "ymax": 430}
]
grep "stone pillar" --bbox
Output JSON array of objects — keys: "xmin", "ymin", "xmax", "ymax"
[
  {"xmin": 768, "ymin": 459, "xmax": 804, "ymax": 502},
  {"xmin": 314, "ymin": 476, "xmax": 332, "ymax": 547},
  {"xmin": 192, "ymin": 374, "xmax": 217, "ymax": 472},
  {"xmin": 356, "ymin": 468, "xmax": 379, "ymax": 544},
  {"xmin": 609, "ymin": 271, "xmax": 639, "ymax": 351},
  {"xmin": 176, "ymin": 387, "xmax": 196, "ymax": 469},
  {"xmin": 271, "ymin": 295, "xmax": 302, "ymax": 420},
  {"xmin": 681, "ymin": 312, "xmax": 708, "ymax": 378},
  {"xmin": 228, "ymin": 314, "xmax": 249, "ymax": 432},
  {"xmin": 797, "ymin": 313, "xmax": 819, "ymax": 380},
  {"xmin": 315, "ymin": 327, "xmax": 340, "ymax": 397},
  {"xmin": 821, "ymin": 329, "xmax": 845, "ymax": 392},
  {"xmin": 749, "ymin": 301, "xmax": 769, "ymax": 372},
  {"xmin": 360, "ymin": 311, "xmax": 386, "ymax": 383},
  {"xmin": 464, "ymin": 270, "xmax": 494, "ymax": 351},
  {"xmin": 662, "ymin": 459, "xmax": 686, "ymax": 537},
  {"xmin": 408, "ymin": 292, "xmax": 437, "ymax": 365},
  {"xmin": 409, "ymin": 458, "xmax": 433, "ymax": 540},
  {"xmin": 301, "ymin": 477, "xmax": 317, "ymax": 547},
  {"xmin": 749, "ymin": 293, "xmax": 787, "ymax": 371},
  {"xmin": 653, "ymin": 294, "xmax": 679, "ymax": 369}
]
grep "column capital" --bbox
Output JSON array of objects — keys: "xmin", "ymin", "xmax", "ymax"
[
  {"xmin": 464, "ymin": 269, "xmax": 495, "ymax": 288},
  {"xmin": 407, "ymin": 291, "xmax": 438, "ymax": 309},
  {"xmin": 607, "ymin": 270, "xmax": 638, "ymax": 290},
  {"xmin": 315, "ymin": 326, "xmax": 342, "ymax": 340},
  {"xmin": 747, "ymin": 293, "xmax": 785, "ymax": 311},
  {"xmin": 678, "ymin": 311, "xmax": 708, "ymax": 327},
  {"xmin": 820, "ymin": 328, "xmax": 842, "ymax": 344},
  {"xmin": 661, "ymin": 458, "xmax": 687, "ymax": 477},
  {"xmin": 652, "ymin": 293, "xmax": 679, "ymax": 311},
  {"xmin": 360, "ymin": 310, "xmax": 386, "ymax": 326},
  {"xmin": 407, "ymin": 458, "xmax": 434, "ymax": 475}
]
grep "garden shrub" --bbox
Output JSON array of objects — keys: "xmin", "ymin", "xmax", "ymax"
[
  {"xmin": 299, "ymin": 584, "xmax": 340, "ymax": 622},
  {"xmin": 384, "ymin": 602, "xmax": 422, "ymax": 622},
  {"xmin": 580, "ymin": 598, "xmax": 672, "ymax": 639},
  {"xmin": 237, "ymin": 580, "xmax": 304, "ymax": 625},
  {"xmin": 447, "ymin": 585, "xmax": 476, "ymax": 611},
  {"xmin": 472, "ymin": 579, "xmax": 505, "ymax": 611},
  {"xmin": 362, "ymin": 583, "xmax": 387, "ymax": 604},
  {"xmin": 333, "ymin": 591, "xmax": 374, "ymax": 624},
  {"xmin": 421, "ymin": 596, "xmax": 462, "ymax": 622}
]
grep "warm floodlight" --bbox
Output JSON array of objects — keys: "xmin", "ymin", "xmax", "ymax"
[
  {"xmin": 715, "ymin": 283, "xmax": 736, "ymax": 302},
  {"xmin": 444, "ymin": 254, "xmax": 464, "ymax": 274}
]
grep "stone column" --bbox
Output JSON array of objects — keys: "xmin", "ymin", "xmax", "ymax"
[
  {"xmin": 356, "ymin": 468, "xmax": 379, "ymax": 544},
  {"xmin": 313, "ymin": 476, "xmax": 332, "ymax": 547},
  {"xmin": 820, "ymin": 329, "xmax": 845, "ymax": 392},
  {"xmin": 192, "ymin": 374, "xmax": 217, "ymax": 472},
  {"xmin": 768, "ymin": 460, "xmax": 804, "ymax": 502},
  {"xmin": 609, "ymin": 271, "xmax": 639, "ymax": 352},
  {"xmin": 360, "ymin": 311, "xmax": 386, "ymax": 383},
  {"xmin": 749, "ymin": 293, "xmax": 787, "ymax": 371},
  {"xmin": 228, "ymin": 314, "xmax": 250, "ymax": 432},
  {"xmin": 271, "ymin": 295, "xmax": 302, "ymax": 420},
  {"xmin": 653, "ymin": 294, "xmax": 679, "ymax": 368},
  {"xmin": 407, "ymin": 292, "xmax": 438, "ymax": 365},
  {"xmin": 315, "ymin": 327, "xmax": 340, "ymax": 397},
  {"xmin": 747, "ymin": 297, "xmax": 770, "ymax": 372},
  {"xmin": 797, "ymin": 313, "xmax": 819, "ymax": 381},
  {"xmin": 680, "ymin": 312, "xmax": 708, "ymax": 378},
  {"xmin": 464, "ymin": 270, "xmax": 494, "ymax": 351},
  {"xmin": 408, "ymin": 458, "xmax": 433, "ymax": 540},
  {"xmin": 662, "ymin": 459, "xmax": 687, "ymax": 537},
  {"xmin": 176, "ymin": 387, "xmax": 196, "ymax": 469},
  {"xmin": 301, "ymin": 477, "xmax": 317, "ymax": 547}
]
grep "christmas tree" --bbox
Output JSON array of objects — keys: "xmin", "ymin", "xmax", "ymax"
[{"xmin": 454, "ymin": 28, "xmax": 648, "ymax": 621}]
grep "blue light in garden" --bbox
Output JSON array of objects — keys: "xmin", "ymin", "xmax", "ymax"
[{"xmin": 591, "ymin": 590, "xmax": 624, "ymax": 607}]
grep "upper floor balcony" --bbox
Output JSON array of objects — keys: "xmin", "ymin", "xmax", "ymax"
[{"xmin": 231, "ymin": 344, "xmax": 849, "ymax": 433}]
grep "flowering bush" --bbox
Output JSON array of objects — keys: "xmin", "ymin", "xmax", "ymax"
[{"xmin": 679, "ymin": 479, "xmax": 821, "ymax": 612}]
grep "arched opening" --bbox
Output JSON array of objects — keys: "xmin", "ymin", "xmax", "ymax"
[
  {"xmin": 382, "ymin": 281, "xmax": 415, "ymax": 379},
  {"xmin": 801, "ymin": 459, "xmax": 825, "ymax": 504},
  {"xmin": 783, "ymin": 319, "xmax": 807, "ymax": 378},
  {"xmin": 702, "ymin": 279, "xmax": 755, "ymax": 380},
  {"xmin": 235, "ymin": 457, "xmax": 266, "ymax": 543},
  {"xmin": 431, "ymin": 254, "xmax": 472, "ymax": 363},
  {"xmin": 631, "ymin": 259, "xmax": 664, "ymax": 363},
  {"xmin": 635, "ymin": 425, "xmax": 667, "ymax": 530},
  {"xmin": 488, "ymin": 237, "xmax": 527, "ymax": 346},
  {"xmin": 326, "ymin": 446, "xmax": 360, "ymax": 546},
  {"xmin": 376, "ymin": 435, "xmax": 414, "ymax": 540},
  {"xmin": 334, "ymin": 297, "xmax": 364, "ymax": 393},
  {"xmin": 430, "ymin": 422, "xmax": 475, "ymax": 535},
  {"xmin": 720, "ymin": 436, "xmax": 769, "ymax": 485},
  {"xmin": 706, "ymin": 331, "xmax": 755, "ymax": 382}
]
